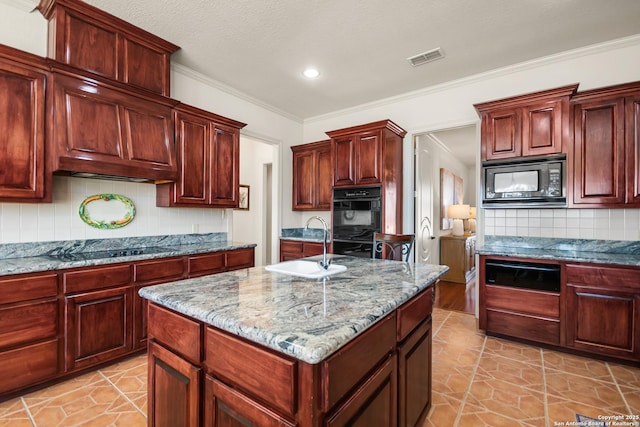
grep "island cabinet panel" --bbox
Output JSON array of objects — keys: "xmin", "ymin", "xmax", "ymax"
[
  {"xmin": 148, "ymin": 340, "xmax": 201, "ymax": 427},
  {"xmin": 323, "ymin": 313, "xmax": 396, "ymax": 411},
  {"xmin": 205, "ymin": 327, "xmax": 297, "ymax": 418},
  {"xmin": 397, "ymin": 287, "xmax": 433, "ymax": 342},
  {"xmin": 326, "ymin": 354, "xmax": 397, "ymax": 427},
  {"xmin": 148, "ymin": 303, "xmax": 202, "ymax": 365},
  {"xmin": 0, "ymin": 46, "xmax": 49, "ymax": 202},
  {"xmin": 398, "ymin": 318, "xmax": 432, "ymax": 427},
  {"xmin": 64, "ymin": 286, "xmax": 133, "ymax": 371},
  {"xmin": 38, "ymin": 0, "xmax": 179, "ymax": 96},
  {"xmin": 565, "ymin": 264, "xmax": 640, "ymax": 361},
  {"xmin": 0, "ymin": 272, "xmax": 59, "ymax": 396},
  {"xmin": 205, "ymin": 377, "xmax": 296, "ymax": 427},
  {"xmin": 133, "ymin": 257, "xmax": 186, "ymax": 349}
]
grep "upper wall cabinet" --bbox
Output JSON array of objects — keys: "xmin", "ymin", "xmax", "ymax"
[
  {"xmin": 50, "ymin": 68, "xmax": 179, "ymax": 182},
  {"xmin": 475, "ymin": 84, "xmax": 578, "ymax": 161},
  {"xmin": 0, "ymin": 45, "xmax": 50, "ymax": 202},
  {"xmin": 38, "ymin": 0, "xmax": 179, "ymax": 96},
  {"xmin": 291, "ymin": 140, "xmax": 332, "ymax": 210},
  {"xmin": 156, "ymin": 104, "xmax": 246, "ymax": 208},
  {"xmin": 571, "ymin": 81, "xmax": 640, "ymax": 207}
]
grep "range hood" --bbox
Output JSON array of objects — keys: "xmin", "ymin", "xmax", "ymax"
[{"xmin": 61, "ymin": 171, "xmax": 168, "ymax": 184}]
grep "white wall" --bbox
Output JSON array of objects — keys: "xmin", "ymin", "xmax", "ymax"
[
  {"xmin": 0, "ymin": 0, "xmax": 303, "ymax": 244},
  {"xmin": 232, "ymin": 137, "xmax": 275, "ymax": 266},
  {"xmin": 302, "ymin": 35, "xmax": 640, "ymax": 243}
]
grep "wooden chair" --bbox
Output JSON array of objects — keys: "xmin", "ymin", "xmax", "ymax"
[{"xmin": 372, "ymin": 233, "xmax": 415, "ymax": 261}]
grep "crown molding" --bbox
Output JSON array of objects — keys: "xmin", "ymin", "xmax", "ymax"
[
  {"xmin": 304, "ymin": 34, "xmax": 640, "ymax": 124},
  {"xmin": 171, "ymin": 63, "xmax": 303, "ymax": 124}
]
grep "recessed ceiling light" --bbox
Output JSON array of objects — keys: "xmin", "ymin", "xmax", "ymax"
[{"xmin": 303, "ymin": 68, "xmax": 320, "ymax": 79}]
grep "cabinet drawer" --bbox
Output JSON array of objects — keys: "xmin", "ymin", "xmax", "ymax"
[
  {"xmin": 189, "ymin": 253, "xmax": 225, "ymax": 277},
  {"xmin": 323, "ymin": 313, "xmax": 396, "ymax": 411},
  {"xmin": 205, "ymin": 327, "xmax": 297, "ymax": 418},
  {"xmin": 226, "ymin": 248, "xmax": 254, "ymax": 270},
  {"xmin": 302, "ymin": 242, "xmax": 324, "ymax": 257},
  {"xmin": 280, "ymin": 240, "xmax": 303, "ymax": 253},
  {"xmin": 134, "ymin": 257, "xmax": 185, "ymax": 283},
  {"xmin": 0, "ymin": 300, "xmax": 57, "ymax": 348},
  {"xmin": 0, "ymin": 339, "xmax": 58, "ymax": 395},
  {"xmin": 397, "ymin": 288, "xmax": 433, "ymax": 342},
  {"xmin": 486, "ymin": 309, "xmax": 560, "ymax": 345},
  {"xmin": 63, "ymin": 264, "xmax": 131, "ymax": 293},
  {"xmin": 485, "ymin": 285, "xmax": 560, "ymax": 318},
  {"xmin": 148, "ymin": 303, "xmax": 202, "ymax": 364},
  {"xmin": 0, "ymin": 273, "xmax": 57, "ymax": 304},
  {"xmin": 566, "ymin": 264, "xmax": 640, "ymax": 290}
]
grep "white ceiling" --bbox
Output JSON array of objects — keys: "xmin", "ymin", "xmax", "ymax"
[{"xmin": 49, "ymin": 0, "xmax": 640, "ymax": 121}]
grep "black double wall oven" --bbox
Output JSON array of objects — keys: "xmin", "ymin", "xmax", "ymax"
[{"xmin": 332, "ymin": 186, "xmax": 382, "ymax": 258}]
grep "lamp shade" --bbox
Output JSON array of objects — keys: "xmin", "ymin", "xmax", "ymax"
[
  {"xmin": 448, "ymin": 204, "xmax": 470, "ymax": 219},
  {"xmin": 469, "ymin": 207, "xmax": 476, "ymax": 219}
]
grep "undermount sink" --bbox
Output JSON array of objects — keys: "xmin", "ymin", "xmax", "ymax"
[{"xmin": 265, "ymin": 260, "xmax": 347, "ymax": 279}]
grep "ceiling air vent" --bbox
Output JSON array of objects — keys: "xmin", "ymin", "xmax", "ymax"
[{"xmin": 407, "ymin": 47, "xmax": 444, "ymax": 67}]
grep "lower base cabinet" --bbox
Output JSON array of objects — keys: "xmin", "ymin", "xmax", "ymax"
[
  {"xmin": 280, "ymin": 239, "xmax": 324, "ymax": 261},
  {"xmin": 147, "ymin": 287, "xmax": 434, "ymax": 427}
]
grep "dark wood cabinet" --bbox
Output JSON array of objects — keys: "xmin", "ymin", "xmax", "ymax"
[
  {"xmin": 38, "ymin": 0, "xmax": 179, "ymax": 96},
  {"xmin": 188, "ymin": 247, "xmax": 255, "ymax": 278},
  {"xmin": 291, "ymin": 140, "xmax": 332, "ymax": 210},
  {"xmin": 327, "ymin": 120, "xmax": 406, "ymax": 234},
  {"xmin": 475, "ymin": 84, "xmax": 577, "ymax": 161},
  {"xmin": 50, "ymin": 70, "xmax": 178, "ymax": 181},
  {"xmin": 0, "ymin": 45, "xmax": 50, "ymax": 202},
  {"xmin": 627, "ymin": 93, "xmax": 640, "ymax": 204},
  {"xmin": 279, "ymin": 239, "xmax": 324, "ymax": 261},
  {"xmin": 0, "ymin": 272, "xmax": 59, "ymax": 396},
  {"xmin": 156, "ymin": 104, "xmax": 247, "ymax": 208},
  {"xmin": 439, "ymin": 234, "xmax": 476, "ymax": 284},
  {"xmin": 565, "ymin": 263, "xmax": 640, "ymax": 361},
  {"xmin": 148, "ymin": 340, "xmax": 201, "ymax": 427},
  {"xmin": 398, "ymin": 318, "xmax": 432, "ymax": 427}
]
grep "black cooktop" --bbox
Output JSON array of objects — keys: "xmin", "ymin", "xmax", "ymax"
[{"xmin": 46, "ymin": 246, "xmax": 171, "ymax": 262}]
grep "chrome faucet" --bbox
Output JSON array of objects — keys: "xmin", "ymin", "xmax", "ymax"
[{"xmin": 305, "ymin": 216, "xmax": 331, "ymax": 270}]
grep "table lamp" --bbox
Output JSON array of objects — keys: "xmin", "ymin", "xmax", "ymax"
[
  {"xmin": 448, "ymin": 204, "xmax": 470, "ymax": 236},
  {"xmin": 469, "ymin": 207, "xmax": 476, "ymax": 233}
]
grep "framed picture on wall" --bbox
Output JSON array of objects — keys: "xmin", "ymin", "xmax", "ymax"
[{"xmin": 237, "ymin": 185, "xmax": 250, "ymax": 210}]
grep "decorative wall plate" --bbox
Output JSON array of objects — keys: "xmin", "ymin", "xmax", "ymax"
[{"xmin": 79, "ymin": 194, "xmax": 136, "ymax": 229}]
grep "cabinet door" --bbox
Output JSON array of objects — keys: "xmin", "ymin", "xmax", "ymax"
[
  {"xmin": 148, "ymin": 341, "xmax": 201, "ymax": 427},
  {"xmin": 521, "ymin": 100, "xmax": 564, "ymax": 156},
  {"xmin": 572, "ymin": 97, "xmax": 626, "ymax": 205},
  {"xmin": 292, "ymin": 148, "xmax": 314, "ymax": 209},
  {"xmin": 333, "ymin": 136, "xmax": 355, "ymax": 187},
  {"xmin": 565, "ymin": 284, "xmax": 639, "ymax": 360},
  {"xmin": 210, "ymin": 124, "xmax": 240, "ymax": 207},
  {"xmin": 316, "ymin": 143, "xmax": 333, "ymax": 209},
  {"xmin": 173, "ymin": 110, "xmax": 210, "ymax": 205},
  {"xmin": 626, "ymin": 94, "xmax": 640, "ymax": 205},
  {"xmin": 0, "ymin": 57, "xmax": 47, "ymax": 201},
  {"xmin": 398, "ymin": 319, "xmax": 432, "ymax": 427},
  {"xmin": 326, "ymin": 354, "xmax": 397, "ymax": 427},
  {"xmin": 355, "ymin": 131, "xmax": 382, "ymax": 185},
  {"xmin": 65, "ymin": 286, "xmax": 133, "ymax": 371},
  {"xmin": 481, "ymin": 108, "xmax": 522, "ymax": 160},
  {"xmin": 204, "ymin": 377, "xmax": 295, "ymax": 427}
]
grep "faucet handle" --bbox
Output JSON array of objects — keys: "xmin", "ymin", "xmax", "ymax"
[{"xmin": 318, "ymin": 258, "xmax": 332, "ymax": 270}]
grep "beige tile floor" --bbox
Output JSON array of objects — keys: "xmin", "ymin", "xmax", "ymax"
[{"xmin": 1, "ymin": 308, "xmax": 639, "ymax": 426}]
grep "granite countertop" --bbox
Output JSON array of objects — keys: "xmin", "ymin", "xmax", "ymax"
[
  {"xmin": 139, "ymin": 255, "xmax": 449, "ymax": 364},
  {"xmin": 280, "ymin": 227, "xmax": 327, "ymax": 243},
  {"xmin": 477, "ymin": 236, "xmax": 640, "ymax": 267},
  {"xmin": 0, "ymin": 233, "xmax": 256, "ymax": 276}
]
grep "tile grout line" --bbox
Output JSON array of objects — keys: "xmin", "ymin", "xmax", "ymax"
[
  {"xmin": 451, "ymin": 324, "xmax": 487, "ymax": 427},
  {"xmin": 20, "ymin": 397, "xmax": 37, "ymax": 427},
  {"xmin": 541, "ymin": 348, "xmax": 550, "ymax": 427},
  {"xmin": 98, "ymin": 369, "xmax": 148, "ymax": 419},
  {"xmin": 605, "ymin": 362, "xmax": 633, "ymax": 416},
  {"xmin": 431, "ymin": 309, "xmax": 452, "ymax": 337}
]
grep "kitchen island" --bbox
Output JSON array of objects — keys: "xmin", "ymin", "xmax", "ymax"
[{"xmin": 139, "ymin": 255, "xmax": 448, "ymax": 427}]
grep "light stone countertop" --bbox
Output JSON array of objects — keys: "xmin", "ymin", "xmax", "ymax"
[{"xmin": 139, "ymin": 255, "xmax": 449, "ymax": 364}]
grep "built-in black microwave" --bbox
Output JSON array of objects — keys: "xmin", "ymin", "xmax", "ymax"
[{"xmin": 482, "ymin": 154, "xmax": 566, "ymax": 208}]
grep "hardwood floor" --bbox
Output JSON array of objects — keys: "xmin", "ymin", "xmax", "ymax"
[{"xmin": 434, "ymin": 275, "xmax": 476, "ymax": 314}]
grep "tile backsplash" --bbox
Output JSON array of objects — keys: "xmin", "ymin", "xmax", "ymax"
[
  {"xmin": 0, "ymin": 176, "xmax": 228, "ymax": 243},
  {"xmin": 483, "ymin": 208, "xmax": 640, "ymax": 240}
]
